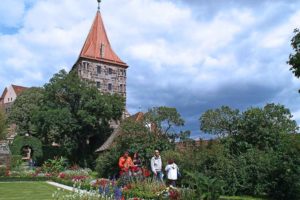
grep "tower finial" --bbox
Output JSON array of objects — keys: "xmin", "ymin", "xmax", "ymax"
[{"xmin": 97, "ymin": 0, "xmax": 101, "ymax": 11}]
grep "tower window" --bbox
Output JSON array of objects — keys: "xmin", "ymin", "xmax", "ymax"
[
  {"xmin": 108, "ymin": 68, "xmax": 113, "ymax": 74},
  {"xmin": 82, "ymin": 61, "xmax": 88, "ymax": 70},
  {"xmin": 97, "ymin": 66, "xmax": 101, "ymax": 74},
  {"xmin": 96, "ymin": 82, "xmax": 101, "ymax": 88},
  {"xmin": 100, "ymin": 43, "xmax": 105, "ymax": 58},
  {"xmin": 108, "ymin": 83, "xmax": 112, "ymax": 91}
]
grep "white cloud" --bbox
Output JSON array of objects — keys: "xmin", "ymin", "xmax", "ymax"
[
  {"xmin": 1, "ymin": 0, "xmax": 300, "ymax": 134},
  {"xmin": 260, "ymin": 11, "xmax": 300, "ymax": 49}
]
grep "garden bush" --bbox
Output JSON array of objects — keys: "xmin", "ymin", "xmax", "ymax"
[
  {"xmin": 0, "ymin": 166, "xmax": 6, "ymax": 177},
  {"xmin": 42, "ymin": 157, "xmax": 68, "ymax": 174},
  {"xmin": 10, "ymin": 135, "xmax": 43, "ymax": 160},
  {"xmin": 95, "ymin": 148, "xmax": 120, "ymax": 178},
  {"xmin": 36, "ymin": 145, "xmax": 68, "ymax": 164},
  {"xmin": 267, "ymin": 134, "xmax": 300, "ymax": 200},
  {"xmin": 10, "ymin": 155, "xmax": 23, "ymax": 170}
]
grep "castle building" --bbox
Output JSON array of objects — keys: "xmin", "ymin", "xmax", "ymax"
[
  {"xmin": 0, "ymin": 85, "xmax": 28, "ymax": 114},
  {"xmin": 72, "ymin": 6, "xmax": 128, "ymax": 99},
  {"xmin": 0, "ymin": 84, "xmax": 27, "ymax": 144}
]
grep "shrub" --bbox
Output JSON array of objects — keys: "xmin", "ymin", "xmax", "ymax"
[
  {"xmin": 37, "ymin": 145, "xmax": 68, "ymax": 165},
  {"xmin": 0, "ymin": 166, "xmax": 6, "ymax": 177},
  {"xmin": 10, "ymin": 155, "xmax": 23, "ymax": 170},
  {"xmin": 183, "ymin": 171, "xmax": 224, "ymax": 200},
  {"xmin": 10, "ymin": 136, "xmax": 43, "ymax": 160},
  {"xmin": 42, "ymin": 157, "xmax": 68, "ymax": 174},
  {"xmin": 95, "ymin": 148, "xmax": 120, "ymax": 178},
  {"xmin": 122, "ymin": 178, "xmax": 165, "ymax": 199},
  {"xmin": 267, "ymin": 134, "xmax": 300, "ymax": 200}
]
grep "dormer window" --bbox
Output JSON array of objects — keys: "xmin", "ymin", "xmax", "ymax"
[{"xmin": 100, "ymin": 43, "xmax": 105, "ymax": 58}]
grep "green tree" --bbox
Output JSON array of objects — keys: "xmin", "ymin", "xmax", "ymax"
[
  {"xmin": 236, "ymin": 103, "xmax": 298, "ymax": 151},
  {"xmin": 33, "ymin": 70, "xmax": 125, "ymax": 167},
  {"xmin": 288, "ymin": 28, "xmax": 300, "ymax": 82},
  {"xmin": 117, "ymin": 118, "xmax": 174, "ymax": 164},
  {"xmin": 200, "ymin": 106, "xmax": 240, "ymax": 137},
  {"xmin": 0, "ymin": 109, "xmax": 6, "ymax": 140},
  {"xmin": 144, "ymin": 106, "xmax": 185, "ymax": 140},
  {"xmin": 198, "ymin": 104, "xmax": 300, "ymax": 198},
  {"xmin": 9, "ymin": 87, "xmax": 44, "ymax": 136},
  {"xmin": 96, "ymin": 106, "xmax": 184, "ymax": 177}
]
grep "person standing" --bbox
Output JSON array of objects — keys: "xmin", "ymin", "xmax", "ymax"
[
  {"xmin": 165, "ymin": 159, "xmax": 179, "ymax": 187},
  {"xmin": 118, "ymin": 151, "xmax": 134, "ymax": 176},
  {"xmin": 132, "ymin": 152, "xmax": 143, "ymax": 176},
  {"xmin": 151, "ymin": 150, "xmax": 163, "ymax": 181}
]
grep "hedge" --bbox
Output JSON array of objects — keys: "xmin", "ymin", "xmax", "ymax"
[{"xmin": 10, "ymin": 136, "xmax": 43, "ymax": 160}]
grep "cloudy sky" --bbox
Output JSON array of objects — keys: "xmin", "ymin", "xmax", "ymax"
[{"xmin": 0, "ymin": 0, "xmax": 300, "ymax": 139}]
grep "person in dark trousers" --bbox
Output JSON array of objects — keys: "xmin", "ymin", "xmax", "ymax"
[
  {"xmin": 151, "ymin": 150, "xmax": 163, "ymax": 181},
  {"xmin": 165, "ymin": 159, "xmax": 179, "ymax": 187}
]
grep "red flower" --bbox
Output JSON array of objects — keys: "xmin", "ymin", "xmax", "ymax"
[{"xmin": 58, "ymin": 172, "xmax": 66, "ymax": 179}]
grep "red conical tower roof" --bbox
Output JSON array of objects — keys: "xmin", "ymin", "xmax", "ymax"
[{"xmin": 79, "ymin": 11, "xmax": 128, "ymax": 68}]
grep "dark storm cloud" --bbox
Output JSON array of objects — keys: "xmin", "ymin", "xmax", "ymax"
[{"xmin": 127, "ymin": 64, "xmax": 282, "ymax": 138}]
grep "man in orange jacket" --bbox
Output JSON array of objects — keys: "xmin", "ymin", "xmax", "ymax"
[{"xmin": 118, "ymin": 151, "xmax": 134, "ymax": 175}]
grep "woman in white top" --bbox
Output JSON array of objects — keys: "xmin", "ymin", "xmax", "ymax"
[{"xmin": 165, "ymin": 159, "xmax": 179, "ymax": 187}]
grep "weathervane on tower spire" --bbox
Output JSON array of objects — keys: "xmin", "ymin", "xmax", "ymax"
[{"xmin": 97, "ymin": 0, "xmax": 101, "ymax": 11}]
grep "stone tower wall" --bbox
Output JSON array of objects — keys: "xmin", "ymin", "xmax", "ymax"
[{"xmin": 75, "ymin": 59, "xmax": 127, "ymax": 98}]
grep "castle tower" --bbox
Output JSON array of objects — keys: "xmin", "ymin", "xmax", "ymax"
[{"xmin": 72, "ymin": 2, "xmax": 128, "ymax": 99}]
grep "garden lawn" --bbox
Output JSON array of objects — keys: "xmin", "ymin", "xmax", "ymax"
[{"xmin": 0, "ymin": 182, "xmax": 65, "ymax": 200}]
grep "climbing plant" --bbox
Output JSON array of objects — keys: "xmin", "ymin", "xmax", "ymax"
[{"xmin": 10, "ymin": 136, "xmax": 43, "ymax": 160}]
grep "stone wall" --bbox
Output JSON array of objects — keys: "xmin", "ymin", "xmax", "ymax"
[
  {"xmin": 74, "ymin": 59, "xmax": 127, "ymax": 98},
  {"xmin": 0, "ymin": 143, "xmax": 10, "ymax": 166}
]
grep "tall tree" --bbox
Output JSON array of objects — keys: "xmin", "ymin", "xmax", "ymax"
[
  {"xmin": 34, "ymin": 70, "xmax": 125, "ymax": 166},
  {"xmin": 9, "ymin": 87, "xmax": 44, "ymax": 136},
  {"xmin": 288, "ymin": 28, "xmax": 300, "ymax": 89},
  {"xmin": 200, "ymin": 104, "xmax": 298, "ymax": 152},
  {"xmin": 144, "ymin": 106, "xmax": 185, "ymax": 140},
  {"xmin": 237, "ymin": 103, "xmax": 298, "ymax": 151},
  {"xmin": 200, "ymin": 106, "xmax": 240, "ymax": 137}
]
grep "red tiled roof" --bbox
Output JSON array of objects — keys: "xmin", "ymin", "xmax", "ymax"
[
  {"xmin": 1, "ymin": 85, "xmax": 27, "ymax": 100},
  {"xmin": 79, "ymin": 11, "xmax": 128, "ymax": 68},
  {"xmin": 12, "ymin": 85, "xmax": 28, "ymax": 96},
  {"xmin": 128, "ymin": 112, "xmax": 144, "ymax": 122}
]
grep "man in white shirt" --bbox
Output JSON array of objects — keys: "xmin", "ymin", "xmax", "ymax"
[{"xmin": 150, "ymin": 150, "xmax": 163, "ymax": 181}]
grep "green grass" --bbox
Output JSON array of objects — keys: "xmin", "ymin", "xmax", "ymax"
[{"xmin": 0, "ymin": 182, "xmax": 64, "ymax": 200}]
